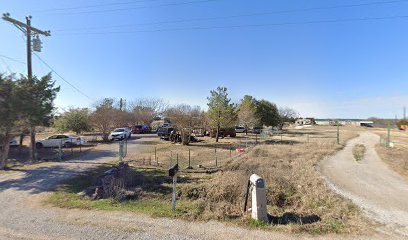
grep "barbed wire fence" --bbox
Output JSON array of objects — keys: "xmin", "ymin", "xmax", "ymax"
[
  {"xmin": 380, "ymin": 126, "xmax": 408, "ymax": 148},
  {"xmin": 125, "ymin": 128, "xmax": 342, "ymax": 170}
]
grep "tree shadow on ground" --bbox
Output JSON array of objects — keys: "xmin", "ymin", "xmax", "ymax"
[
  {"xmin": 0, "ymin": 149, "xmax": 118, "ymax": 194},
  {"xmin": 264, "ymin": 140, "xmax": 302, "ymax": 145},
  {"xmin": 268, "ymin": 213, "xmax": 321, "ymax": 225},
  {"xmin": 191, "ymin": 143, "xmax": 249, "ymax": 150}
]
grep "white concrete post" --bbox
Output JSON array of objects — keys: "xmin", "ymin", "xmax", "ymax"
[{"xmin": 249, "ymin": 174, "xmax": 268, "ymax": 222}]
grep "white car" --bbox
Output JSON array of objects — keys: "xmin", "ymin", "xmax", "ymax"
[
  {"xmin": 36, "ymin": 134, "xmax": 87, "ymax": 148},
  {"xmin": 109, "ymin": 128, "xmax": 131, "ymax": 140},
  {"xmin": 235, "ymin": 127, "xmax": 246, "ymax": 133}
]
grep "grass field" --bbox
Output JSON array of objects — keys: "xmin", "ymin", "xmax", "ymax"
[
  {"xmin": 47, "ymin": 126, "xmax": 368, "ymax": 234},
  {"xmin": 373, "ymin": 129, "xmax": 408, "ymax": 179},
  {"xmin": 374, "ymin": 128, "xmax": 408, "ymax": 180}
]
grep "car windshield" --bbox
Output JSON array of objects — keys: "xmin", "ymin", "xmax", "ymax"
[{"xmin": 114, "ymin": 129, "xmax": 124, "ymax": 132}]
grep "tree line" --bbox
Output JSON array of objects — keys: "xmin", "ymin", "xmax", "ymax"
[
  {"xmin": 54, "ymin": 86, "xmax": 298, "ymax": 143},
  {"xmin": 1, "ymin": 77, "xmax": 297, "ymax": 170}
]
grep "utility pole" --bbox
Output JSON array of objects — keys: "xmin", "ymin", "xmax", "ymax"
[
  {"xmin": 404, "ymin": 106, "xmax": 406, "ymax": 120},
  {"xmin": 2, "ymin": 13, "xmax": 51, "ymax": 161}
]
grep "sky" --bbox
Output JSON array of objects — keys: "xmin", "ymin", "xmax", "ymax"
[{"xmin": 1, "ymin": 0, "xmax": 408, "ymax": 119}]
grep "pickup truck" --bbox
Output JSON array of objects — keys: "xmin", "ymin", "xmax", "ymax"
[{"xmin": 157, "ymin": 127, "xmax": 174, "ymax": 140}]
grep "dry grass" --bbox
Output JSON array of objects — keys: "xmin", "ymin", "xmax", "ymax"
[
  {"xmin": 376, "ymin": 145, "xmax": 408, "ymax": 180},
  {"xmin": 126, "ymin": 133, "xmax": 261, "ymax": 169},
  {"xmin": 49, "ymin": 126, "xmax": 368, "ymax": 234},
  {"xmin": 178, "ymin": 127, "xmax": 366, "ymax": 234},
  {"xmin": 373, "ymin": 128, "xmax": 408, "ymax": 180},
  {"xmin": 352, "ymin": 144, "xmax": 366, "ymax": 162}
]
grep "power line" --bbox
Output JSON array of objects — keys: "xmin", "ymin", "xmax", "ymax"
[
  {"xmin": 0, "ymin": 57, "xmax": 14, "ymax": 74},
  {"xmin": 54, "ymin": 14, "xmax": 408, "ymax": 36},
  {"xmin": 32, "ymin": 53, "xmax": 95, "ymax": 102},
  {"xmin": 0, "ymin": 54, "xmax": 26, "ymax": 65},
  {"xmin": 31, "ymin": 0, "xmax": 165, "ymax": 13},
  {"xmin": 41, "ymin": 0, "xmax": 218, "ymax": 16},
  {"xmin": 52, "ymin": 0, "xmax": 408, "ymax": 32}
]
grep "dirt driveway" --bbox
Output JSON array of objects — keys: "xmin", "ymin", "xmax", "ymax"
[
  {"xmin": 320, "ymin": 132, "xmax": 408, "ymax": 238},
  {"xmin": 0, "ymin": 134, "xmax": 395, "ymax": 239}
]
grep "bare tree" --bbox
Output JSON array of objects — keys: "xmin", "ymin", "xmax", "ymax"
[
  {"xmin": 129, "ymin": 98, "xmax": 167, "ymax": 125},
  {"xmin": 165, "ymin": 104, "xmax": 203, "ymax": 145},
  {"xmin": 90, "ymin": 98, "xmax": 136, "ymax": 141},
  {"xmin": 90, "ymin": 99, "xmax": 117, "ymax": 141},
  {"xmin": 278, "ymin": 107, "xmax": 299, "ymax": 130}
]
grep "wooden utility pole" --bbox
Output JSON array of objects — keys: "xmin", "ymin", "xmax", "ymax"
[{"xmin": 2, "ymin": 13, "xmax": 51, "ymax": 161}]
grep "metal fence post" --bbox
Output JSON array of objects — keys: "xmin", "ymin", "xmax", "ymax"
[
  {"xmin": 215, "ymin": 145, "xmax": 218, "ymax": 167},
  {"xmin": 119, "ymin": 141, "xmax": 124, "ymax": 162},
  {"xmin": 337, "ymin": 125, "xmax": 340, "ymax": 144},
  {"xmin": 58, "ymin": 140, "xmax": 63, "ymax": 160},
  {"xmin": 229, "ymin": 143, "xmax": 232, "ymax": 161},
  {"xmin": 124, "ymin": 139, "xmax": 128, "ymax": 157},
  {"xmin": 245, "ymin": 135, "xmax": 248, "ymax": 148},
  {"xmin": 387, "ymin": 125, "xmax": 391, "ymax": 147},
  {"xmin": 70, "ymin": 138, "xmax": 73, "ymax": 156},
  {"xmin": 188, "ymin": 149, "xmax": 191, "ymax": 169},
  {"xmin": 155, "ymin": 147, "xmax": 157, "ymax": 164}
]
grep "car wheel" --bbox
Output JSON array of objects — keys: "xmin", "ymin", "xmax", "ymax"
[{"xmin": 36, "ymin": 142, "xmax": 43, "ymax": 148}]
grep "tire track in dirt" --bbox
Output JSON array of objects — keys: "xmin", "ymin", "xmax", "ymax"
[{"xmin": 320, "ymin": 132, "xmax": 408, "ymax": 237}]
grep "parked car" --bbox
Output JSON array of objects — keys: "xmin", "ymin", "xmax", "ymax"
[
  {"xmin": 36, "ymin": 135, "xmax": 87, "ymax": 148},
  {"xmin": 109, "ymin": 128, "xmax": 131, "ymax": 140},
  {"xmin": 210, "ymin": 128, "xmax": 236, "ymax": 138},
  {"xmin": 9, "ymin": 139, "xmax": 18, "ymax": 147},
  {"xmin": 157, "ymin": 127, "xmax": 174, "ymax": 140},
  {"xmin": 235, "ymin": 127, "xmax": 246, "ymax": 133},
  {"xmin": 0, "ymin": 139, "xmax": 18, "ymax": 148},
  {"xmin": 249, "ymin": 128, "xmax": 262, "ymax": 134},
  {"xmin": 132, "ymin": 125, "xmax": 150, "ymax": 134}
]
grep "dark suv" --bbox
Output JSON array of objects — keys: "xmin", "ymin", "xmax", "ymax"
[
  {"xmin": 157, "ymin": 127, "xmax": 174, "ymax": 140},
  {"xmin": 132, "ymin": 125, "xmax": 150, "ymax": 134}
]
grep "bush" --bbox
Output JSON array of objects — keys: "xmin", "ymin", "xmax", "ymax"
[{"xmin": 397, "ymin": 120, "xmax": 408, "ymax": 130}]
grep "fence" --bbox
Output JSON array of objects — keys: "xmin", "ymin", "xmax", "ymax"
[
  {"xmin": 380, "ymin": 127, "xmax": 408, "ymax": 148},
  {"xmin": 263, "ymin": 127, "xmax": 341, "ymax": 145},
  {"xmin": 40, "ymin": 137, "xmax": 97, "ymax": 161},
  {"xmin": 125, "ymin": 128, "xmax": 342, "ymax": 170},
  {"xmin": 126, "ymin": 135, "xmax": 261, "ymax": 170}
]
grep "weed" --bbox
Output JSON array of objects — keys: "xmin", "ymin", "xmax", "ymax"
[{"xmin": 352, "ymin": 144, "xmax": 366, "ymax": 161}]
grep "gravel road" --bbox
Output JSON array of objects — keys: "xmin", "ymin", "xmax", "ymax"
[
  {"xmin": 320, "ymin": 132, "xmax": 408, "ymax": 238},
  {"xmin": 0, "ymin": 135, "xmax": 396, "ymax": 239}
]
